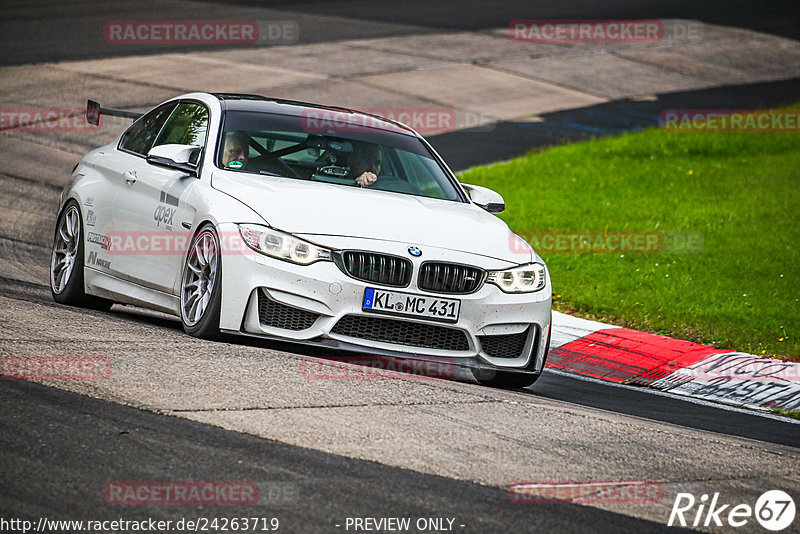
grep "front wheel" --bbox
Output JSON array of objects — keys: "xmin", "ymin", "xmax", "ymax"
[
  {"xmin": 50, "ymin": 200, "xmax": 113, "ymax": 310},
  {"xmin": 180, "ymin": 224, "xmax": 222, "ymax": 340},
  {"xmin": 473, "ymin": 325, "xmax": 551, "ymax": 389}
]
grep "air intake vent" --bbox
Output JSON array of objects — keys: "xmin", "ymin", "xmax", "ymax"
[
  {"xmin": 418, "ymin": 262, "xmax": 484, "ymax": 294},
  {"xmin": 258, "ymin": 291, "xmax": 319, "ymax": 331},
  {"xmin": 336, "ymin": 251, "xmax": 412, "ymax": 287},
  {"xmin": 331, "ymin": 314, "xmax": 470, "ymax": 351},
  {"xmin": 479, "ymin": 327, "xmax": 532, "ymax": 359}
]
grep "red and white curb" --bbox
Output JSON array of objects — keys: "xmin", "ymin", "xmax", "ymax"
[{"xmin": 548, "ymin": 312, "xmax": 800, "ymax": 413}]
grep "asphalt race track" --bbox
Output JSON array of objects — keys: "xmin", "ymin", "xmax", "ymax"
[
  {"xmin": 1, "ymin": 1, "xmax": 799, "ymax": 533},
  {"xmin": 2, "ymin": 379, "xmax": 697, "ymax": 533},
  {"xmin": 2, "ymin": 0, "xmax": 798, "ymax": 65}
]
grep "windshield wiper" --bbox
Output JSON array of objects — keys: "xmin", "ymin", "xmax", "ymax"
[{"xmin": 259, "ymin": 170, "xmax": 283, "ymax": 177}]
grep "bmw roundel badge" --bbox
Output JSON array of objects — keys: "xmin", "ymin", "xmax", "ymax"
[{"xmin": 408, "ymin": 246, "xmax": 422, "ymax": 257}]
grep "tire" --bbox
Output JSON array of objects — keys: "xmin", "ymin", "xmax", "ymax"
[
  {"xmin": 473, "ymin": 324, "xmax": 551, "ymax": 389},
  {"xmin": 180, "ymin": 223, "xmax": 222, "ymax": 340},
  {"xmin": 50, "ymin": 200, "xmax": 113, "ymax": 311},
  {"xmin": 473, "ymin": 370, "xmax": 541, "ymax": 389}
]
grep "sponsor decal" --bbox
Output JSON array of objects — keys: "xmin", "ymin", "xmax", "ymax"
[
  {"xmin": 86, "ymin": 209, "xmax": 96, "ymax": 227},
  {"xmin": 671, "ymin": 375, "xmax": 800, "ymax": 411},
  {"xmin": 160, "ymin": 177, "xmax": 193, "ymax": 207},
  {"xmin": 652, "ymin": 353, "xmax": 800, "ymax": 385},
  {"xmin": 153, "ymin": 205, "xmax": 176, "ymax": 229},
  {"xmin": 152, "ymin": 177, "xmax": 193, "ymax": 231},
  {"xmin": 84, "ymin": 197, "xmax": 94, "ymax": 207},
  {"xmin": 642, "ymin": 353, "xmax": 800, "ymax": 410},
  {"xmin": 87, "ymin": 231, "xmax": 111, "ymax": 251},
  {"xmin": 87, "ymin": 250, "xmax": 111, "ymax": 269}
]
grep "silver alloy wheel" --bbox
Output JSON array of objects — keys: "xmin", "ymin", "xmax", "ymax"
[
  {"xmin": 181, "ymin": 229, "xmax": 219, "ymax": 326},
  {"xmin": 50, "ymin": 205, "xmax": 80, "ymax": 294}
]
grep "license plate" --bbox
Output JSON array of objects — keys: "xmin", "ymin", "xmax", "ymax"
[{"xmin": 362, "ymin": 288, "xmax": 460, "ymax": 323}]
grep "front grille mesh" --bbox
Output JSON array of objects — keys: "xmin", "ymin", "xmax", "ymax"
[
  {"xmin": 479, "ymin": 327, "xmax": 531, "ymax": 358},
  {"xmin": 418, "ymin": 262, "xmax": 484, "ymax": 294},
  {"xmin": 258, "ymin": 291, "xmax": 319, "ymax": 331},
  {"xmin": 338, "ymin": 251, "xmax": 412, "ymax": 287},
  {"xmin": 331, "ymin": 314, "xmax": 470, "ymax": 351}
]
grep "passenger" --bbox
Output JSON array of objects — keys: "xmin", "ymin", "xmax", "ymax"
[{"xmin": 348, "ymin": 142, "xmax": 383, "ymax": 187}]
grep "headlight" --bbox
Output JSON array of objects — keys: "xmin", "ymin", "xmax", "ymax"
[
  {"xmin": 237, "ymin": 224, "xmax": 332, "ymax": 265},
  {"xmin": 487, "ymin": 263, "xmax": 547, "ymax": 293}
]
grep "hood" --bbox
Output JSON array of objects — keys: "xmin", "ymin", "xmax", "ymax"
[{"xmin": 212, "ymin": 172, "xmax": 531, "ymax": 263}]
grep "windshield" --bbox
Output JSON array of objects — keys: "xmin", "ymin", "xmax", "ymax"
[{"xmin": 216, "ymin": 110, "xmax": 465, "ymax": 201}]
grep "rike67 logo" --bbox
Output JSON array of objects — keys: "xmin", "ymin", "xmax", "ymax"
[{"xmin": 668, "ymin": 490, "xmax": 795, "ymax": 531}]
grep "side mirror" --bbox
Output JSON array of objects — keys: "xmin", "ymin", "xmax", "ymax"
[
  {"xmin": 462, "ymin": 184, "xmax": 505, "ymax": 213},
  {"xmin": 147, "ymin": 144, "xmax": 201, "ymax": 176}
]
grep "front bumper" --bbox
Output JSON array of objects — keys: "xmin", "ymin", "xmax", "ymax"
[{"xmin": 218, "ymin": 223, "xmax": 551, "ymax": 372}]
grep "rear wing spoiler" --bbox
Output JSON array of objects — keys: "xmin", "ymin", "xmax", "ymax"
[{"xmin": 86, "ymin": 100, "xmax": 143, "ymax": 126}]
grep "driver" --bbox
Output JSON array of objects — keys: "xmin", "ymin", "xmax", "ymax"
[
  {"xmin": 221, "ymin": 132, "xmax": 249, "ymax": 168},
  {"xmin": 348, "ymin": 142, "xmax": 383, "ymax": 187}
]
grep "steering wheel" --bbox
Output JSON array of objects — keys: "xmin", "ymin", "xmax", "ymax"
[{"xmin": 245, "ymin": 153, "xmax": 303, "ymax": 179}]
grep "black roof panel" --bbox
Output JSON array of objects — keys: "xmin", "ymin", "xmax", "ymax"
[{"xmin": 210, "ymin": 93, "xmax": 415, "ymax": 136}]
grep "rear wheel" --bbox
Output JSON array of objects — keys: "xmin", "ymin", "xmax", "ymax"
[
  {"xmin": 180, "ymin": 224, "xmax": 222, "ymax": 340},
  {"xmin": 50, "ymin": 200, "xmax": 113, "ymax": 310}
]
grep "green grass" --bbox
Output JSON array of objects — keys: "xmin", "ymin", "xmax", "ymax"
[
  {"xmin": 458, "ymin": 109, "xmax": 800, "ymax": 359},
  {"xmin": 770, "ymin": 407, "xmax": 800, "ymax": 419}
]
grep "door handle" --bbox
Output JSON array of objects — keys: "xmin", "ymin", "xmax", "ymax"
[{"xmin": 123, "ymin": 170, "xmax": 137, "ymax": 185}]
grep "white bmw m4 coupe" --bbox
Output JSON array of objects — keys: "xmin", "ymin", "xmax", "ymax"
[{"xmin": 51, "ymin": 93, "xmax": 551, "ymax": 388}]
